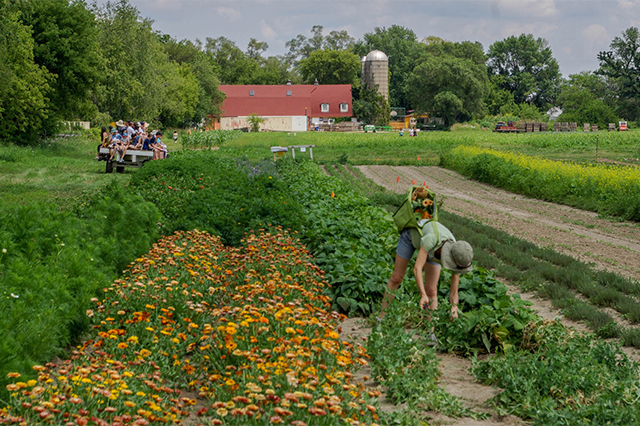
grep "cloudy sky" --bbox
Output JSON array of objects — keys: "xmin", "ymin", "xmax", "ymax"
[{"xmin": 115, "ymin": 0, "xmax": 640, "ymax": 77}]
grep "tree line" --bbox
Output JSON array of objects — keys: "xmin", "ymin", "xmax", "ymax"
[{"xmin": 1, "ymin": 0, "xmax": 639, "ymax": 145}]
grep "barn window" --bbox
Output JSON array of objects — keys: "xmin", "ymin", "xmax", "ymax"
[
  {"xmin": 249, "ymin": 90, "xmax": 255, "ymax": 96},
  {"xmin": 286, "ymin": 90, "xmax": 292, "ymax": 96},
  {"xmin": 340, "ymin": 103, "xmax": 349, "ymax": 113},
  {"xmin": 320, "ymin": 103, "xmax": 329, "ymax": 113}
]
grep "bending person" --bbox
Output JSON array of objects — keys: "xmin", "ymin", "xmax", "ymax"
[{"xmin": 381, "ymin": 220, "xmax": 473, "ymax": 325}]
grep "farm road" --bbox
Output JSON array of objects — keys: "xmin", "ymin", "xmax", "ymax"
[{"xmin": 358, "ymin": 165, "xmax": 640, "ymax": 282}]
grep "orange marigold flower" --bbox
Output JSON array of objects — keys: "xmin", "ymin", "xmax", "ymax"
[
  {"xmin": 6, "ymin": 372, "xmax": 20, "ymax": 378},
  {"xmin": 117, "ymin": 342, "xmax": 128, "ymax": 349},
  {"xmin": 269, "ymin": 415, "xmax": 284, "ymax": 424},
  {"xmin": 274, "ymin": 407, "xmax": 293, "ymax": 416},
  {"xmin": 308, "ymin": 407, "xmax": 326, "ymax": 416}
]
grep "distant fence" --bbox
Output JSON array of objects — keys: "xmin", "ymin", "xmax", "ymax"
[{"xmin": 63, "ymin": 121, "xmax": 90, "ymax": 130}]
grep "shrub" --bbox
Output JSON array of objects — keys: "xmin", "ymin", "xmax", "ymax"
[{"xmin": 129, "ymin": 151, "xmax": 305, "ymax": 246}]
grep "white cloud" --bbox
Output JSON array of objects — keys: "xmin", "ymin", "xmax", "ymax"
[
  {"xmin": 260, "ymin": 20, "xmax": 277, "ymax": 40},
  {"xmin": 499, "ymin": 23, "xmax": 557, "ymax": 38},
  {"xmin": 619, "ymin": 0, "xmax": 639, "ymax": 9},
  {"xmin": 581, "ymin": 24, "xmax": 609, "ymax": 52},
  {"xmin": 496, "ymin": 0, "xmax": 557, "ymax": 18},
  {"xmin": 217, "ymin": 7, "xmax": 240, "ymax": 22}
]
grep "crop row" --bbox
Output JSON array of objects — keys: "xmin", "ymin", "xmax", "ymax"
[
  {"xmin": 181, "ymin": 130, "xmax": 242, "ymax": 150},
  {"xmin": 441, "ymin": 211, "xmax": 640, "ymax": 346},
  {"xmin": 2, "ymin": 229, "xmax": 381, "ymax": 425},
  {"xmin": 441, "ymin": 146, "xmax": 640, "ymax": 221}
]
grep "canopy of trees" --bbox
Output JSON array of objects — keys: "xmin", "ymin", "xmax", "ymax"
[
  {"xmin": 597, "ymin": 27, "xmax": 640, "ymax": 122},
  {"xmin": 2, "ymin": 0, "xmax": 639, "ymax": 144},
  {"xmin": 487, "ymin": 34, "xmax": 561, "ymax": 110}
]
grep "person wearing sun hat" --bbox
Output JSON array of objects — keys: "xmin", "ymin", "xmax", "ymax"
[{"xmin": 380, "ymin": 216, "xmax": 473, "ymax": 345}]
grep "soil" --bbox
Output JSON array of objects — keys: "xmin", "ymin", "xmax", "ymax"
[{"xmin": 337, "ymin": 165, "xmax": 640, "ymax": 425}]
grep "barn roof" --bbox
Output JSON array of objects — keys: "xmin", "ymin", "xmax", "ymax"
[{"xmin": 218, "ymin": 84, "xmax": 353, "ymax": 118}]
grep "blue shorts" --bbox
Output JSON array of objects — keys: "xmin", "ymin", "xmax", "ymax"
[{"xmin": 396, "ymin": 229, "xmax": 440, "ymax": 267}]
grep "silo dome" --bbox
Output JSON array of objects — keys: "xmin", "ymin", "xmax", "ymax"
[{"xmin": 366, "ymin": 50, "xmax": 388, "ymax": 61}]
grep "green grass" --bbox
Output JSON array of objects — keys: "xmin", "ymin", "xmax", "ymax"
[
  {"xmin": 218, "ymin": 129, "xmax": 640, "ymax": 166},
  {"xmin": 0, "ymin": 135, "xmax": 126, "ymax": 207}
]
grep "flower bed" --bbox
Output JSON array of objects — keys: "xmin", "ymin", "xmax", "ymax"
[{"xmin": 2, "ymin": 229, "xmax": 380, "ymax": 425}]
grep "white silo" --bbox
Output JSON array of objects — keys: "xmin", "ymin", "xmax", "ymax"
[{"xmin": 361, "ymin": 50, "xmax": 389, "ymax": 101}]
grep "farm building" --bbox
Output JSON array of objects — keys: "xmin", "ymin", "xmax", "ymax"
[{"xmin": 216, "ymin": 83, "xmax": 353, "ymax": 132}]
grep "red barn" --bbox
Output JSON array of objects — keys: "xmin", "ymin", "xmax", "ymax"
[{"xmin": 217, "ymin": 84, "xmax": 353, "ymax": 132}]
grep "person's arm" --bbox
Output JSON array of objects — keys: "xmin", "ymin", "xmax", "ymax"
[
  {"xmin": 413, "ymin": 246, "xmax": 430, "ymax": 309},
  {"xmin": 449, "ymin": 273, "xmax": 460, "ymax": 319}
]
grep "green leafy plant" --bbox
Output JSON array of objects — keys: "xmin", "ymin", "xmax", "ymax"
[{"xmin": 247, "ymin": 113, "xmax": 265, "ymax": 133}]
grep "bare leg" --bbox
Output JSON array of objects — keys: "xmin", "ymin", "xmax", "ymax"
[
  {"xmin": 380, "ymin": 254, "xmax": 411, "ymax": 318},
  {"xmin": 423, "ymin": 262, "xmax": 441, "ymax": 331}
]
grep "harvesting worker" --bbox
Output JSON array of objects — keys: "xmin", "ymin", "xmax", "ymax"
[{"xmin": 380, "ymin": 187, "xmax": 474, "ymax": 333}]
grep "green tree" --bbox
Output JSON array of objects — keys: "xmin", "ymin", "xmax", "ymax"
[
  {"xmin": 557, "ymin": 72, "xmax": 618, "ymax": 128},
  {"xmin": 250, "ymin": 56, "xmax": 295, "ymax": 85},
  {"xmin": 298, "ymin": 50, "xmax": 360, "ymax": 85},
  {"xmin": 597, "ymin": 27, "xmax": 640, "ymax": 122},
  {"xmin": 205, "ymin": 36, "xmax": 258, "ymax": 84},
  {"xmin": 353, "ymin": 25, "xmax": 424, "ymax": 110},
  {"xmin": 19, "ymin": 0, "xmax": 100, "ymax": 120},
  {"xmin": 285, "ymin": 26, "xmax": 355, "ymax": 68},
  {"xmin": 92, "ymin": 0, "xmax": 194, "ymax": 125},
  {"xmin": 246, "ymin": 38, "xmax": 269, "ymax": 61},
  {"xmin": 353, "ymin": 86, "xmax": 390, "ymax": 126},
  {"xmin": 485, "ymin": 79, "xmax": 515, "ymax": 115},
  {"xmin": 487, "ymin": 34, "xmax": 561, "ymax": 110},
  {"xmin": 407, "ymin": 55, "xmax": 488, "ymax": 126},
  {"xmin": 0, "ymin": 2, "xmax": 52, "ymax": 144},
  {"xmin": 161, "ymin": 36, "xmax": 225, "ymax": 126},
  {"xmin": 157, "ymin": 62, "xmax": 199, "ymax": 127},
  {"xmin": 324, "ymin": 30, "xmax": 355, "ymax": 51}
]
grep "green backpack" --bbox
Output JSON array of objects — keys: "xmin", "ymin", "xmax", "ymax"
[{"xmin": 392, "ymin": 186, "xmax": 439, "ymax": 249}]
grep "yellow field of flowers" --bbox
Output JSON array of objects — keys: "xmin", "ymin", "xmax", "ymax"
[{"xmin": 442, "ymin": 146, "xmax": 640, "ymax": 220}]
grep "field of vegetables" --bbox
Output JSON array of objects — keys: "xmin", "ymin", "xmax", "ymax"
[{"xmin": 3, "ymin": 129, "xmax": 640, "ymax": 425}]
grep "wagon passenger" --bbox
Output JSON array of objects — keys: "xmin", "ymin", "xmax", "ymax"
[
  {"xmin": 152, "ymin": 131, "xmax": 168, "ymax": 160},
  {"xmin": 108, "ymin": 129, "xmax": 122, "ymax": 162}
]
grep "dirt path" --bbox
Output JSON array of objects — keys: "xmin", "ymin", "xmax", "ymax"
[{"xmin": 342, "ymin": 165, "xmax": 640, "ymax": 425}]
